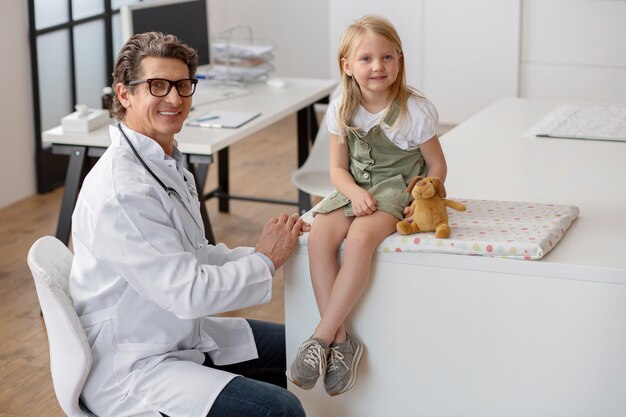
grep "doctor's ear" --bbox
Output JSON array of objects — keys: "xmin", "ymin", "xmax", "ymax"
[{"xmin": 115, "ymin": 83, "xmax": 132, "ymax": 109}]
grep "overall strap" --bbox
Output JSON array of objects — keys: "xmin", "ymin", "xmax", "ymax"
[{"xmin": 382, "ymin": 100, "xmax": 401, "ymax": 127}]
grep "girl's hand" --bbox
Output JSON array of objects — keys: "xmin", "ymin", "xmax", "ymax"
[
  {"xmin": 299, "ymin": 220, "xmax": 312, "ymax": 235},
  {"xmin": 349, "ymin": 188, "xmax": 377, "ymax": 216},
  {"xmin": 403, "ymin": 205, "xmax": 413, "ymax": 222}
]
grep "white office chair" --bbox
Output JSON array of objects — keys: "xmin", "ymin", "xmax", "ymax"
[
  {"xmin": 291, "ymin": 86, "xmax": 341, "ymax": 200},
  {"xmin": 27, "ymin": 236, "xmax": 96, "ymax": 417}
]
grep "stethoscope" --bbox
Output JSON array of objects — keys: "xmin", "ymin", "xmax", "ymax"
[{"xmin": 117, "ymin": 123, "xmax": 206, "ymax": 241}]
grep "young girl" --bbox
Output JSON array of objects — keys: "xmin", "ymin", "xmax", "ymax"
[{"xmin": 287, "ymin": 15, "xmax": 448, "ymax": 396}]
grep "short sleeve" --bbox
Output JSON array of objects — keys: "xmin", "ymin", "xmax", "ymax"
[
  {"xmin": 418, "ymin": 98, "xmax": 439, "ymax": 136},
  {"xmin": 326, "ymin": 96, "xmax": 341, "ymax": 136},
  {"xmin": 400, "ymin": 97, "xmax": 439, "ymax": 150}
]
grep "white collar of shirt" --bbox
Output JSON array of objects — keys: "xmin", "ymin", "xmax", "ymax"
[
  {"xmin": 353, "ymin": 105, "xmax": 387, "ymax": 136},
  {"xmin": 111, "ymin": 123, "xmax": 190, "ymax": 190},
  {"xmin": 111, "ymin": 123, "xmax": 173, "ymax": 161}
]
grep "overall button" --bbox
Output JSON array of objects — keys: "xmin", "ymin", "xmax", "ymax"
[
  {"xmin": 362, "ymin": 142, "xmax": 370, "ymax": 150},
  {"xmin": 362, "ymin": 172, "xmax": 370, "ymax": 180},
  {"xmin": 372, "ymin": 126, "xmax": 380, "ymax": 134}
]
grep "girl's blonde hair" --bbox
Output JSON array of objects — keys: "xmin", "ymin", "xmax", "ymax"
[{"xmin": 336, "ymin": 15, "xmax": 420, "ymax": 139}]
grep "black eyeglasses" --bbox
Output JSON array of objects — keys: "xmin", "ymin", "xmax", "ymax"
[{"xmin": 127, "ymin": 78, "xmax": 198, "ymax": 97}]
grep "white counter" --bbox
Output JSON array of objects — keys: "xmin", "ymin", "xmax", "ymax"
[{"xmin": 284, "ymin": 98, "xmax": 626, "ymax": 417}]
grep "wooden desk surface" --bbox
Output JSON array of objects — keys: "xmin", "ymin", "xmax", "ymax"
[
  {"xmin": 440, "ymin": 97, "xmax": 626, "ymax": 271},
  {"xmin": 42, "ymin": 77, "xmax": 337, "ymax": 155}
]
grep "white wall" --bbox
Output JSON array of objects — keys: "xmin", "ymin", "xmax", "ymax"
[
  {"xmin": 0, "ymin": 0, "xmax": 36, "ymax": 209},
  {"xmin": 422, "ymin": 0, "xmax": 520, "ymax": 124},
  {"xmin": 208, "ymin": 0, "xmax": 330, "ymax": 79},
  {"xmin": 4, "ymin": 0, "xmax": 625, "ymax": 209}
]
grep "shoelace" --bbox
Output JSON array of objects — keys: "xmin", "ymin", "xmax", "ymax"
[
  {"xmin": 327, "ymin": 346, "xmax": 348, "ymax": 373},
  {"xmin": 299, "ymin": 340, "xmax": 326, "ymax": 374}
]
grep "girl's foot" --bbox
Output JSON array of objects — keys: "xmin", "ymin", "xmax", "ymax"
[
  {"xmin": 286, "ymin": 337, "xmax": 329, "ymax": 390},
  {"xmin": 324, "ymin": 332, "xmax": 364, "ymax": 396}
]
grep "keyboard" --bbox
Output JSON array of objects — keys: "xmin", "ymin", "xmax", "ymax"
[{"xmin": 193, "ymin": 84, "xmax": 251, "ymax": 106}]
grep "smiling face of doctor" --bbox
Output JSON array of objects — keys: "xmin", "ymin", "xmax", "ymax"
[
  {"xmin": 117, "ymin": 57, "xmax": 193, "ymax": 153},
  {"xmin": 112, "ymin": 32, "xmax": 198, "ymax": 155}
]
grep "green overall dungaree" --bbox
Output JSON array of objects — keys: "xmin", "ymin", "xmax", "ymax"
[{"xmin": 314, "ymin": 101, "xmax": 429, "ymax": 220}]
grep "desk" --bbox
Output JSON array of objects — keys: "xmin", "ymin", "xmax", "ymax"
[
  {"xmin": 43, "ymin": 77, "xmax": 336, "ymax": 245},
  {"xmin": 284, "ymin": 98, "xmax": 626, "ymax": 416}
]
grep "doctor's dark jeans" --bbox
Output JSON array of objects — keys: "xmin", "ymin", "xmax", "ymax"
[{"xmin": 160, "ymin": 320, "xmax": 305, "ymax": 417}]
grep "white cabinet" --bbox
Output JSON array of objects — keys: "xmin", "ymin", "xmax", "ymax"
[
  {"xmin": 520, "ymin": 0, "xmax": 626, "ymax": 104},
  {"xmin": 284, "ymin": 98, "xmax": 626, "ymax": 417}
]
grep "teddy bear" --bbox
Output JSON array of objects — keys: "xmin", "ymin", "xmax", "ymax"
[{"xmin": 396, "ymin": 176, "xmax": 466, "ymax": 239}]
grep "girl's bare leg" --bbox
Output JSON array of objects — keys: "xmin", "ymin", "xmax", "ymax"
[
  {"xmin": 307, "ymin": 210, "xmax": 353, "ymax": 345},
  {"xmin": 312, "ymin": 211, "xmax": 398, "ymax": 344}
]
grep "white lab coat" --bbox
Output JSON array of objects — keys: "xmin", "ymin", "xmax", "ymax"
[{"xmin": 70, "ymin": 124, "xmax": 273, "ymax": 417}]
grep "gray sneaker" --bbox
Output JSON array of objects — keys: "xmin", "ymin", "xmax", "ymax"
[
  {"xmin": 287, "ymin": 337, "xmax": 329, "ymax": 390},
  {"xmin": 324, "ymin": 333, "xmax": 364, "ymax": 396}
]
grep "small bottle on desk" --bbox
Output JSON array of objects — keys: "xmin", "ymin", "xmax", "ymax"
[{"xmin": 101, "ymin": 86, "xmax": 114, "ymax": 118}]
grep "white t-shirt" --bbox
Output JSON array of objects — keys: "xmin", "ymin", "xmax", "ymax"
[{"xmin": 326, "ymin": 95, "xmax": 439, "ymax": 151}]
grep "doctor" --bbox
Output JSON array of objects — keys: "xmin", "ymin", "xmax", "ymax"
[{"xmin": 70, "ymin": 32, "xmax": 307, "ymax": 417}]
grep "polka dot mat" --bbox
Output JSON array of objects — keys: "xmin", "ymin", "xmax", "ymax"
[{"xmin": 302, "ymin": 198, "xmax": 579, "ymax": 261}]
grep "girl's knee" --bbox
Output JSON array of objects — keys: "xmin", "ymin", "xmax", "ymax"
[
  {"xmin": 344, "ymin": 231, "xmax": 378, "ymax": 251},
  {"xmin": 308, "ymin": 229, "xmax": 340, "ymax": 254}
]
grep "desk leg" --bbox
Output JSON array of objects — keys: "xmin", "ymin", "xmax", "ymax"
[
  {"xmin": 297, "ymin": 105, "xmax": 316, "ymax": 214},
  {"xmin": 188, "ymin": 158, "xmax": 216, "ymax": 245},
  {"xmin": 217, "ymin": 148, "xmax": 229, "ymax": 213},
  {"xmin": 56, "ymin": 146, "xmax": 88, "ymax": 245}
]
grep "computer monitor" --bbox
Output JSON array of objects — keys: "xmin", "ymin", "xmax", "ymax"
[{"xmin": 120, "ymin": 0, "xmax": 210, "ymax": 67}]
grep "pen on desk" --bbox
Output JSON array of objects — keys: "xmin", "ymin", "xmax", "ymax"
[
  {"xmin": 196, "ymin": 115, "xmax": 219, "ymax": 122},
  {"xmin": 199, "ymin": 123, "xmax": 223, "ymax": 129}
]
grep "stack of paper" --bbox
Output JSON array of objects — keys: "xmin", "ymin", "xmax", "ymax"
[
  {"xmin": 208, "ymin": 27, "xmax": 276, "ymax": 82},
  {"xmin": 208, "ymin": 63, "xmax": 274, "ymax": 81},
  {"xmin": 524, "ymin": 103, "xmax": 626, "ymax": 142},
  {"xmin": 187, "ymin": 110, "xmax": 261, "ymax": 129},
  {"xmin": 212, "ymin": 40, "xmax": 274, "ymax": 58}
]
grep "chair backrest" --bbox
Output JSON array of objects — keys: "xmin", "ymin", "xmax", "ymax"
[
  {"xmin": 291, "ymin": 85, "xmax": 341, "ymax": 198},
  {"xmin": 27, "ymin": 236, "xmax": 95, "ymax": 417}
]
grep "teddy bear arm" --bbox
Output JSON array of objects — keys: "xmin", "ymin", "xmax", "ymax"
[{"xmin": 444, "ymin": 199, "xmax": 466, "ymax": 212}]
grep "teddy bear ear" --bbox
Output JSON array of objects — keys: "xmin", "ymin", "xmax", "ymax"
[
  {"xmin": 406, "ymin": 176, "xmax": 423, "ymax": 192},
  {"xmin": 434, "ymin": 177, "xmax": 447, "ymax": 198}
]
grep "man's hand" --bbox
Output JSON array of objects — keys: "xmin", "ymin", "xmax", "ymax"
[{"xmin": 255, "ymin": 213, "xmax": 310, "ymax": 269}]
